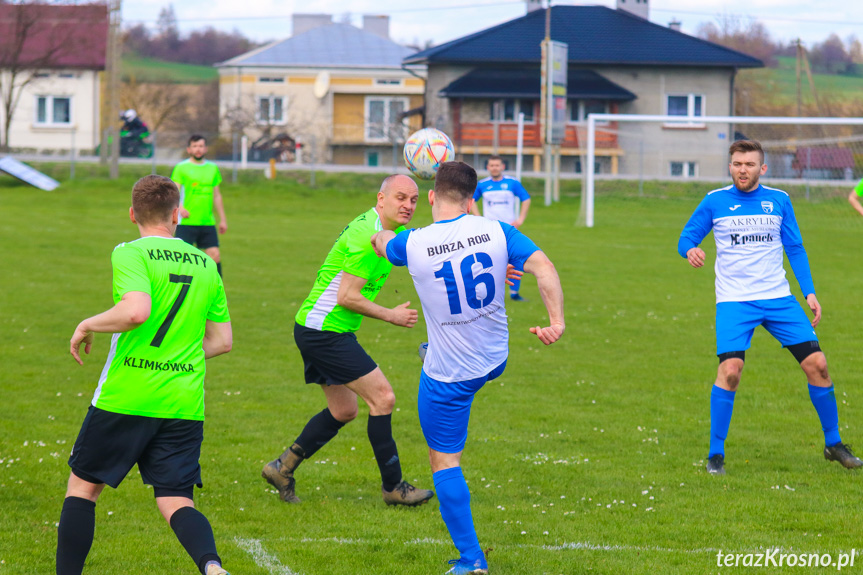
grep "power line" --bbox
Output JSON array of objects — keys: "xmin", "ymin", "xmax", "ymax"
[{"xmin": 123, "ymin": 1, "xmax": 525, "ymax": 26}]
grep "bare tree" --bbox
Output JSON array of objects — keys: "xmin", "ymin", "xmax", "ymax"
[
  {"xmin": 697, "ymin": 15, "xmax": 778, "ymax": 67},
  {"xmin": 120, "ymin": 77, "xmax": 190, "ymax": 132},
  {"xmin": 0, "ymin": 3, "xmax": 107, "ymax": 151}
]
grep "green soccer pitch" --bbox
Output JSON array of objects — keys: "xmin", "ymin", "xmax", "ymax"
[{"xmin": 1, "ymin": 166, "xmax": 862, "ymax": 574}]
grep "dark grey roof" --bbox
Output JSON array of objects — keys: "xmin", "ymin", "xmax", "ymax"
[
  {"xmin": 404, "ymin": 6, "xmax": 762, "ymax": 68},
  {"xmin": 219, "ymin": 23, "xmax": 416, "ymax": 68},
  {"xmin": 440, "ymin": 68, "xmax": 636, "ymax": 101}
]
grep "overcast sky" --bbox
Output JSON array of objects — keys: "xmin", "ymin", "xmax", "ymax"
[{"xmin": 121, "ymin": 0, "xmax": 863, "ymax": 50}]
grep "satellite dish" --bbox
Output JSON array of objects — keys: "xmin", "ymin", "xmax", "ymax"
[{"xmin": 313, "ymin": 71, "xmax": 330, "ymax": 99}]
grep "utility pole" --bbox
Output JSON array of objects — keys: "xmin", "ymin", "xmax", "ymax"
[{"xmin": 105, "ymin": 0, "xmax": 122, "ymax": 178}]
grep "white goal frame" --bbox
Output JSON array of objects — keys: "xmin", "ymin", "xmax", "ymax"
[{"xmin": 584, "ymin": 114, "xmax": 863, "ymax": 228}]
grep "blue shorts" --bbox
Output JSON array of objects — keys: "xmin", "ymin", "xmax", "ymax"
[
  {"xmin": 417, "ymin": 361, "xmax": 507, "ymax": 454},
  {"xmin": 716, "ymin": 295, "xmax": 817, "ymax": 356}
]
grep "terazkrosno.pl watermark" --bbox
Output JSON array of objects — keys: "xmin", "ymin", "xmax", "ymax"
[{"xmin": 716, "ymin": 549, "xmax": 857, "ymax": 570}]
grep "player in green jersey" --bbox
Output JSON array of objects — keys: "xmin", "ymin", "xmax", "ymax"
[
  {"xmin": 262, "ymin": 174, "xmax": 434, "ymax": 507},
  {"xmin": 57, "ymin": 175, "xmax": 233, "ymax": 575},
  {"xmin": 848, "ymin": 177, "xmax": 863, "ymax": 216},
  {"xmin": 172, "ymin": 135, "xmax": 227, "ymax": 276}
]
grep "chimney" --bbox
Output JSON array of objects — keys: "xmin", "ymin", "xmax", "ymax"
[
  {"xmin": 363, "ymin": 15, "xmax": 389, "ymax": 39},
  {"xmin": 293, "ymin": 14, "xmax": 333, "ymax": 36},
  {"xmin": 525, "ymin": 0, "xmax": 543, "ymax": 13},
  {"xmin": 669, "ymin": 19, "xmax": 682, "ymax": 32},
  {"xmin": 616, "ymin": 0, "xmax": 649, "ymax": 20}
]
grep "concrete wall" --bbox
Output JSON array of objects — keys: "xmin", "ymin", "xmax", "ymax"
[
  {"xmin": 2, "ymin": 69, "xmax": 101, "ymax": 152},
  {"xmin": 425, "ymin": 64, "xmax": 474, "ymax": 134},
  {"xmin": 596, "ymin": 66, "xmax": 735, "ymax": 179}
]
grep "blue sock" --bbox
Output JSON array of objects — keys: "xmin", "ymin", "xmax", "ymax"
[
  {"xmin": 709, "ymin": 385, "xmax": 736, "ymax": 458},
  {"xmin": 510, "ymin": 276, "xmax": 521, "ymax": 294},
  {"xmin": 433, "ymin": 467, "xmax": 485, "ymax": 566},
  {"xmin": 808, "ymin": 384, "xmax": 841, "ymax": 447}
]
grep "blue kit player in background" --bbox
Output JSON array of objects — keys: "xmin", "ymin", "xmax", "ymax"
[
  {"xmin": 678, "ymin": 139, "xmax": 862, "ymax": 476},
  {"xmin": 373, "ymin": 161, "xmax": 565, "ymax": 574},
  {"xmin": 470, "ymin": 155, "xmax": 531, "ymax": 301}
]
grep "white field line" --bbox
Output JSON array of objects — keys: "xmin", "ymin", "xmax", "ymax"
[
  {"xmin": 258, "ymin": 536, "xmax": 857, "ymax": 558},
  {"xmin": 234, "ymin": 537, "xmax": 301, "ymax": 575}
]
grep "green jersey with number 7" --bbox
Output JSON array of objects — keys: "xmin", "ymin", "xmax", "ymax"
[{"xmin": 91, "ymin": 236, "xmax": 230, "ymax": 421}]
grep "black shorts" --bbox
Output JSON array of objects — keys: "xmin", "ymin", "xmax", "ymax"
[
  {"xmin": 68, "ymin": 407, "xmax": 203, "ymax": 497},
  {"xmin": 294, "ymin": 322, "xmax": 377, "ymax": 385},
  {"xmin": 176, "ymin": 225, "xmax": 219, "ymax": 250}
]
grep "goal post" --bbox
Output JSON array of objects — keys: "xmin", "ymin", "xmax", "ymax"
[{"xmin": 583, "ymin": 114, "xmax": 863, "ymax": 227}]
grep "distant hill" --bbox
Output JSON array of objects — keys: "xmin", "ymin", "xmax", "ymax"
[
  {"xmin": 737, "ymin": 56, "xmax": 863, "ymax": 111},
  {"xmin": 121, "ymin": 55, "xmax": 217, "ymax": 84}
]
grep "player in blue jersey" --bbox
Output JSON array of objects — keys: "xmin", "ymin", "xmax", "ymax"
[
  {"xmin": 373, "ymin": 161, "xmax": 564, "ymax": 575},
  {"xmin": 679, "ymin": 139, "xmax": 861, "ymax": 476},
  {"xmin": 470, "ymin": 156, "xmax": 531, "ymax": 301}
]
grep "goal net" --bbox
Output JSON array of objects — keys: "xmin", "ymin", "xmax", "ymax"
[{"xmin": 580, "ymin": 115, "xmax": 863, "ymax": 227}]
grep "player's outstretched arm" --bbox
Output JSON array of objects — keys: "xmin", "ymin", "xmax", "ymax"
[
  {"xmin": 848, "ymin": 190, "xmax": 863, "ymax": 217},
  {"xmin": 70, "ymin": 292, "xmax": 151, "ymax": 364},
  {"xmin": 523, "ymin": 251, "xmax": 565, "ymax": 345},
  {"xmin": 203, "ymin": 320, "xmax": 233, "ymax": 359},
  {"xmin": 371, "ymin": 230, "xmax": 396, "ymax": 258},
  {"xmin": 337, "ymin": 271, "xmax": 417, "ymax": 328}
]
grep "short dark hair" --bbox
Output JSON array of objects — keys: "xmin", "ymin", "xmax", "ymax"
[
  {"xmin": 729, "ymin": 139, "xmax": 764, "ymax": 163},
  {"xmin": 434, "ymin": 161, "xmax": 477, "ymax": 203},
  {"xmin": 131, "ymin": 175, "xmax": 179, "ymax": 225},
  {"xmin": 188, "ymin": 134, "xmax": 206, "ymax": 146},
  {"xmin": 487, "ymin": 155, "xmax": 503, "ymax": 164}
]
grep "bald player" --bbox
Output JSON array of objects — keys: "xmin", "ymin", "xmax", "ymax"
[{"xmin": 262, "ymin": 175, "xmax": 434, "ymax": 508}]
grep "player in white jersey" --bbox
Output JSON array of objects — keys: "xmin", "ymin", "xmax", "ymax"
[
  {"xmin": 679, "ymin": 139, "xmax": 861, "ymax": 476},
  {"xmin": 373, "ymin": 161, "xmax": 564, "ymax": 575},
  {"xmin": 470, "ymin": 156, "xmax": 531, "ymax": 301}
]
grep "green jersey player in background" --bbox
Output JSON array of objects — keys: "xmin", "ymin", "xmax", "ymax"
[
  {"xmin": 172, "ymin": 135, "xmax": 227, "ymax": 276},
  {"xmin": 57, "ymin": 175, "xmax": 233, "ymax": 575},
  {"xmin": 262, "ymin": 174, "xmax": 434, "ymax": 508}
]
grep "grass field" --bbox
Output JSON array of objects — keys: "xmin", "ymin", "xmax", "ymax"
[
  {"xmin": 2, "ymin": 166, "xmax": 863, "ymax": 574},
  {"xmin": 740, "ymin": 57, "xmax": 863, "ymax": 105},
  {"xmin": 122, "ymin": 55, "xmax": 218, "ymax": 84}
]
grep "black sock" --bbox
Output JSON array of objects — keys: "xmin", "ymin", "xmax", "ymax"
[
  {"xmin": 216, "ymin": 263, "xmax": 222, "ymax": 277},
  {"xmin": 368, "ymin": 413, "xmax": 402, "ymax": 491},
  {"xmin": 169, "ymin": 506, "xmax": 220, "ymax": 575},
  {"xmin": 56, "ymin": 496, "xmax": 96, "ymax": 575},
  {"xmin": 295, "ymin": 408, "xmax": 346, "ymax": 458}
]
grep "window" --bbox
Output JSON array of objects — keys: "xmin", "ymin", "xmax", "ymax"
[
  {"xmin": 670, "ymin": 161, "xmax": 697, "ymax": 178},
  {"xmin": 568, "ymin": 100, "xmax": 609, "ymax": 123},
  {"xmin": 666, "ymin": 93, "xmax": 704, "ymax": 118},
  {"xmin": 35, "ymin": 96, "xmax": 71, "ymax": 126},
  {"xmin": 365, "ymin": 96, "xmax": 408, "ymax": 141},
  {"xmin": 489, "ymin": 99, "xmax": 535, "ymax": 123},
  {"xmin": 257, "ymin": 96, "xmax": 286, "ymax": 124},
  {"xmin": 366, "ymin": 150, "xmax": 379, "ymax": 167},
  {"xmin": 258, "ymin": 77, "xmax": 285, "ymax": 83}
]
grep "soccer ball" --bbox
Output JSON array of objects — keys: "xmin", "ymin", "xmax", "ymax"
[
  {"xmin": 403, "ymin": 128, "xmax": 454, "ymax": 180},
  {"xmin": 418, "ymin": 342, "xmax": 428, "ymax": 363}
]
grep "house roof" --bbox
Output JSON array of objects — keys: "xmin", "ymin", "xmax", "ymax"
[
  {"xmin": 0, "ymin": 4, "xmax": 108, "ymax": 70},
  {"xmin": 440, "ymin": 68, "xmax": 636, "ymax": 101},
  {"xmin": 794, "ymin": 147, "xmax": 855, "ymax": 170},
  {"xmin": 404, "ymin": 6, "xmax": 762, "ymax": 69},
  {"xmin": 218, "ymin": 23, "xmax": 417, "ymax": 69}
]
